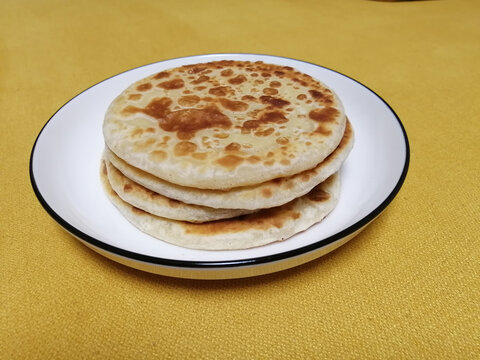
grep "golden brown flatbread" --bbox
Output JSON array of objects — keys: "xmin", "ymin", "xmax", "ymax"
[{"xmin": 103, "ymin": 60, "xmax": 346, "ymax": 189}]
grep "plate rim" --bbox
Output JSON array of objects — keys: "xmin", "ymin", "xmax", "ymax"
[{"xmin": 29, "ymin": 52, "xmax": 410, "ymax": 269}]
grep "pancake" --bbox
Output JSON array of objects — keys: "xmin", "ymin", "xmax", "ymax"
[
  {"xmin": 103, "ymin": 60, "xmax": 346, "ymax": 189},
  {"xmin": 104, "ymin": 158, "xmax": 254, "ymax": 222},
  {"xmin": 104, "ymin": 119, "xmax": 354, "ymax": 210},
  {"xmin": 101, "ymin": 161, "xmax": 341, "ymax": 250}
]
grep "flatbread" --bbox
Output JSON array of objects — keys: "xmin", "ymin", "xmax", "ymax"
[
  {"xmin": 100, "ymin": 161, "xmax": 341, "ymax": 250},
  {"xmin": 103, "ymin": 60, "xmax": 346, "ymax": 189},
  {"xmin": 105, "ymin": 119, "xmax": 354, "ymax": 210},
  {"xmin": 104, "ymin": 158, "xmax": 254, "ymax": 222}
]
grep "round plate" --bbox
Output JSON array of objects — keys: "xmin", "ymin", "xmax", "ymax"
[{"xmin": 30, "ymin": 54, "xmax": 409, "ymax": 279}]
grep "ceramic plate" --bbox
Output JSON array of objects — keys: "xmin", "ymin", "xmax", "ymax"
[{"xmin": 30, "ymin": 54, "xmax": 409, "ymax": 279}]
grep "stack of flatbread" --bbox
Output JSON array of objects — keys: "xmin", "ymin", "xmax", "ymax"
[{"xmin": 101, "ymin": 60, "xmax": 354, "ymax": 250}]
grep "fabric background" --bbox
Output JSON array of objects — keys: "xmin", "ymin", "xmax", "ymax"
[{"xmin": 1, "ymin": 0, "xmax": 478, "ymax": 358}]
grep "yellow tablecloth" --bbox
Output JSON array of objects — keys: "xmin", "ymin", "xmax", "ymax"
[{"xmin": 1, "ymin": 0, "xmax": 479, "ymax": 358}]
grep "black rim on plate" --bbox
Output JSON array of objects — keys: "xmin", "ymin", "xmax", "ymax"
[{"xmin": 29, "ymin": 53, "xmax": 410, "ymax": 269}]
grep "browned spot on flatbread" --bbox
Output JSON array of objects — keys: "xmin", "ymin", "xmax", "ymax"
[
  {"xmin": 309, "ymin": 89, "xmax": 334, "ymax": 104},
  {"xmin": 225, "ymin": 142, "xmax": 241, "ymax": 151},
  {"xmin": 292, "ymin": 77, "xmax": 308, "ymax": 86},
  {"xmin": 211, "ymin": 60, "xmax": 235, "ymax": 68},
  {"xmin": 154, "ymin": 71, "xmax": 170, "ymax": 79},
  {"xmin": 186, "ymin": 65, "xmax": 207, "ymax": 74},
  {"xmin": 149, "ymin": 150, "xmax": 167, "ymax": 162},
  {"xmin": 132, "ymin": 140, "xmax": 146, "ymax": 150},
  {"xmin": 131, "ymin": 206, "xmax": 147, "ymax": 215},
  {"xmin": 269, "ymin": 81, "xmax": 281, "ymax": 88},
  {"xmin": 145, "ymin": 138, "xmax": 155, "ymax": 145},
  {"xmin": 228, "ymin": 75, "xmax": 247, "ymax": 85},
  {"xmin": 123, "ymin": 97, "xmax": 173, "ymax": 119},
  {"xmin": 136, "ymin": 83, "xmax": 152, "ymax": 91},
  {"xmin": 259, "ymin": 96, "xmax": 290, "ymax": 108},
  {"xmin": 146, "ymin": 188, "xmax": 160, "ymax": 199},
  {"xmin": 276, "ymin": 136, "xmax": 289, "ymax": 145},
  {"xmin": 215, "ymin": 154, "xmax": 244, "ymax": 169},
  {"xmin": 178, "ymin": 95, "xmax": 200, "ymax": 107},
  {"xmin": 130, "ymin": 128, "xmax": 143, "ymax": 138},
  {"xmin": 209, "ymin": 86, "xmax": 233, "ymax": 97},
  {"xmin": 163, "ymin": 106, "xmax": 232, "ymax": 140},
  {"xmin": 157, "ymin": 78, "xmax": 184, "ymax": 90},
  {"xmin": 128, "ymin": 94, "xmax": 141, "ymax": 100},
  {"xmin": 167, "ymin": 198, "xmax": 181, "ymax": 207},
  {"xmin": 155, "ymin": 136, "xmax": 171, "ymax": 148},
  {"xmin": 241, "ymin": 111, "xmax": 288, "ymax": 133},
  {"xmin": 307, "ymin": 188, "xmax": 330, "ymax": 202},
  {"xmin": 263, "ymin": 88, "xmax": 278, "ymax": 95},
  {"xmin": 133, "ymin": 138, "xmax": 155, "ymax": 151},
  {"xmin": 123, "ymin": 98, "xmax": 232, "ymax": 140},
  {"xmin": 221, "ymin": 69, "xmax": 234, "ymax": 76},
  {"xmin": 192, "ymin": 152, "xmax": 208, "ymax": 160},
  {"xmin": 254, "ymin": 128, "xmax": 274, "ymax": 136},
  {"xmin": 247, "ymin": 109, "xmax": 261, "ymax": 118},
  {"xmin": 300, "ymin": 173, "xmax": 311, "ymax": 182},
  {"xmin": 284, "ymin": 181, "xmax": 294, "ymax": 190},
  {"xmin": 247, "ymin": 155, "xmax": 261, "ymax": 163},
  {"xmin": 309, "ymin": 107, "xmax": 339, "ymax": 136},
  {"xmin": 123, "ymin": 184, "xmax": 133, "ymax": 192},
  {"xmin": 183, "ymin": 202, "xmax": 300, "ymax": 235},
  {"xmin": 217, "ymin": 98, "xmax": 247, "ymax": 112},
  {"xmin": 241, "ymin": 95, "xmax": 256, "ymax": 102},
  {"xmin": 262, "ymin": 189, "xmax": 272, "ymax": 198},
  {"xmin": 314, "ymin": 127, "xmax": 332, "ymax": 136},
  {"xmin": 174, "ymin": 141, "xmax": 197, "ymax": 156},
  {"xmin": 271, "ymin": 178, "xmax": 283, "ymax": 185},
  {"xmin": 191, "ymin": 75, "xmax": 209, "ymax": 84},
  {"xmin": 214, "ymin": 132, "xmax": 229, "ymax": 139}
]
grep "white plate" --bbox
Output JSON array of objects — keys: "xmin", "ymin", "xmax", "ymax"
[{"xmin": 30, "ymin": 54, "xmax": 409, "ymax": 279}]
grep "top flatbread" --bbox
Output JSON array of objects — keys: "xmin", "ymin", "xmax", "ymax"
[{"xmin": 103, "ymin": 60, "xmax": 346, "ymax": 189}]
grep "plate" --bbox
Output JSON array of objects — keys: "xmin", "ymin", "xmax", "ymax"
[{"xmin": 30, "ymin": 53, "xmax": 409, "ymax": 279}]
